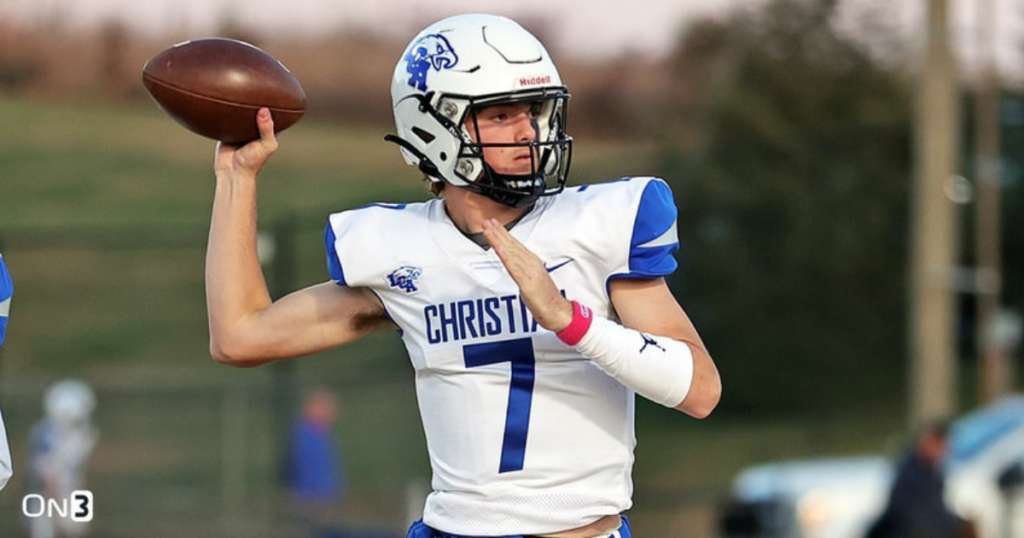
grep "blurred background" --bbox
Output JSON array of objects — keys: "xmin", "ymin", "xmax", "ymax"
[{"xmin": 0, "ymin": 0, "xmax": 1022, "ymax": 536}]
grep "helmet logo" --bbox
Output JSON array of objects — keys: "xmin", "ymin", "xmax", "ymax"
[
  {"xmin": 405, "ymin": 34, "xmax": 459, "ymax": 91},
  {"xmin": 517, "ymin": 75, "xmax": 553, "ymax": 88}
]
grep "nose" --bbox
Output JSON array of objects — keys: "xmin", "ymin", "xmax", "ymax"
[{"xmin": 514, "ymin": 114, "xmax": 539, "ymax": 143}]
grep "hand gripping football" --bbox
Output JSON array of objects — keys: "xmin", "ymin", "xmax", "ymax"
[{"xmin": 142, "ymin": 38, "xmax": 306, "ymax": 143}]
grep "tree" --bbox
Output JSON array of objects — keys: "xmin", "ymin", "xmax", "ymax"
[{"xmin": 659, "ymin": 0, "xmax": 914, "ymax": 414}]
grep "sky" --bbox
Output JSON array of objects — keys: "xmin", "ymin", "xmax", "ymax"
[
  {"xmin": 0, "ymin": 0, "xmax": 750, "ymax": 59},
  {"xmin": 1, "ymin": 0, "xmax": 1022, "ymax": 74}
]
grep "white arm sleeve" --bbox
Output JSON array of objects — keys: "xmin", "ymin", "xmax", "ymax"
[
  {"xmin": 574, "ymin": 314, "xmax": 694, "ymax": 408},
  {"xmin": 0, "ymin": 407, "xmax": 12, "ymax": 490}
]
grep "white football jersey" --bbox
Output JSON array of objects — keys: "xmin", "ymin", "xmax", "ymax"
[{"xmin": 325, "ymin": 177, "xmax": 679, "ymax": 535}]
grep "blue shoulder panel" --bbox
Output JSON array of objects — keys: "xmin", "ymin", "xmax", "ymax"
[
  {"xmin": 324, "ymin": 224, "xmax": 346, "ymax": 286},
  {"xmin": 627, "ymin": 179, "xmax": 678, "ymax": 278},
  {"xmin": 0, "ymin": 255, "xmax": 12, "ymax": 345}
]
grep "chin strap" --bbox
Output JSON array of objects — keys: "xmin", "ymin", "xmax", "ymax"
[{"xmin": 476, "ymin": 163, "xmax": 545, "ymax": 208}]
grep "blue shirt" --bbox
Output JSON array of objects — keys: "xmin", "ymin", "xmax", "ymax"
[{"xmin": 286, "ymin": 418, "xmax": 344, "ymax": 502}]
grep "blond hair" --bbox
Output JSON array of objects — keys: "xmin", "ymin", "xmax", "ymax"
[{"xmin": 425, "ymin": 176, "xmax": 445, "ymax": 197}]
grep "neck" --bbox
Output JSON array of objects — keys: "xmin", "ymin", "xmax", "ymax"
[{"xmin": 444, "ymin": 186, "xmax": 530, "ymax": 235}]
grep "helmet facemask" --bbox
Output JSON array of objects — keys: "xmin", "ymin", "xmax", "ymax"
[{"xmin": 453, "ymin": 90, "xmax": 573, "ymax": 207}]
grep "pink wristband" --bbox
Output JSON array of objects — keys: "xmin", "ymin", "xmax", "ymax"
[{"xmin": 556, "ymin": 300, "xmax": 594, "ymax": 346}]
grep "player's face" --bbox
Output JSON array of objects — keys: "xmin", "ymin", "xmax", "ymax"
[{"xmin": 465, "ymin": 102, "xmax": 542, "ymax": 176}]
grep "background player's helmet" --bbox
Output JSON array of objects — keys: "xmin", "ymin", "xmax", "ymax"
[
  {"xmin": 44, "ymin": 379, "xmax": 96, "ymax": 426},
  {"xmin": 388, "ymin": 13, "xmax": 573, "ymax": 207}
]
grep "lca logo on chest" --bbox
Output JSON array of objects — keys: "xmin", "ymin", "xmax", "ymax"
[{"xmin": 386, "ymin": 265, "xmax": 423, "ymax": 294}]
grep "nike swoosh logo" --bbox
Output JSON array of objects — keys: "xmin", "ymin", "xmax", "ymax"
[{"xmin": 545, "ymin": 259, "xmax": 575, "ymax": 273}]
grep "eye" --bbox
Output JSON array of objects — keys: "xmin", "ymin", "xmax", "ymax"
[{"xmin": 528, "ymin": 102, "xmax": 543, "ymax": 119}]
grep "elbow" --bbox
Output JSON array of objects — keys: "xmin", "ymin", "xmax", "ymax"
[
  {"xmin": 678, "ymin": 349, "xmax": 721, "ymax": 419},
  {"xmin": 209, "ymin": 337, "xmax": 270, "ymax": 368},
  {"xmin": 678, "ymin": 377, "xmax": 722, "ymax": 419},
  {"xmin": 685, "ymin": 393, "xmax": 719, "ymax": 420}
]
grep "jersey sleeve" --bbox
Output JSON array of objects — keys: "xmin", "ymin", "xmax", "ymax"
[
  {"xmin": 324, "ymin": 202, "xmax": 418, "ymax": 288},
  {"xmin": 324, "ymin": 224, "xmax": 346, "ymax": 286},
  {"xmin": 625, "ymin": 178, "xmax": 678, "ymax": 278},
  {"xmin": 0, "ymin": 254, "xmax": 12, "ymax": 345}
]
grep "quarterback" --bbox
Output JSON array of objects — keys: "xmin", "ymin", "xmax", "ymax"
[{"xmin": 206, "ymin": 13, "xmax": 721, "ymax": 538}]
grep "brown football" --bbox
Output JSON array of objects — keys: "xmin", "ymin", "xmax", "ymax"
[{"xmin": 142, "ymin": 38, "xmax": 306, "ymax": 143}]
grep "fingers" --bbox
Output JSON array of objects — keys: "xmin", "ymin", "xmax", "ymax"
[
  {"xmin": 481, "ymin": 218, "xmax": 507, "ymax": 254},
  {"xmin": 482, "ymin": 219, "xmax": 536, "ymax": 282},
  {"xmin": 215, "ymin": 109, "xmax": 279, "ymax": 177},
  {"xmin": 482, "ymin": 219, "xmax": 529, "ymax": 264},
  {"xmin": 482, "ymin": 219, "xmax": 573, "ymax": 332}
]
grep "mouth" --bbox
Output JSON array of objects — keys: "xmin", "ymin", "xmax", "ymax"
[
  {"xmin": 514, "ymin": 150, "xmax": 537, "ymax": 168},
  {"xmin": 485, "ymin": 151, "xmax": 530, "ymax": 176}
]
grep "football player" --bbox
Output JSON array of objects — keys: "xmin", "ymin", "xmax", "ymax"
[
  {"xmin": 206, "ymin": 13, "xmax": 721, "ymax": 538},
  {"xmin": 27, "ymin": 379, "xmax": 97, "ymax": 538},
  {"xmin": 0, "ymin": 253, "xmax": 13, "ymax": 490}
]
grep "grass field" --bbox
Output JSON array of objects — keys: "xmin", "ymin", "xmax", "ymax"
[{"xmin": 0, "ymin": 96, "xmax": 907, "ymax": 537}]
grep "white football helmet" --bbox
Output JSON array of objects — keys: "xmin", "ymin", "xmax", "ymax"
[
  {"xmin": 387, "ymin": 13, "xmax": 573, "ymax": 207},
  {"xmin": 44, "ymin": 379, "xmax": 96, "ymax": 426}
]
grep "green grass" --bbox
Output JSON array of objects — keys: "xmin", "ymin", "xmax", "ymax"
[{"xmin": 0, "ymin": 97, "xmax": 415, "ymax": 228}]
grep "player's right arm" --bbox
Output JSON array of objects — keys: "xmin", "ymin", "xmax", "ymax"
[{"xmin": 206, "ymin": 108, "xmax": 388, "ymax": 368}]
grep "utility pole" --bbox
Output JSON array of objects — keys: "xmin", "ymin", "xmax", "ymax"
[
  {"xmin": 974, "ymin": 0, "xmax": 1006, "ymax": 403},
  {"xmin": 909, "ymin": 0, "xmax": 961, "ymax": 427}
]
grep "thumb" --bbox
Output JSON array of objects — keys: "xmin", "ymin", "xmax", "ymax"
[
  {"xmin": 257, "ymin": 108, "xmax": 276, "ymax": 139},
  {"xmin": 244, "ymin": 108, "xmax": 279, "ymax": 165}
]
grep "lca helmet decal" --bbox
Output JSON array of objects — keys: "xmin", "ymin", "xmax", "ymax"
[
  {"xmin": 387, "ymin": 265, "xmax": 423, "ymax": 294},
  {"xmin": 404, "ymin": 34, "xmax": 459, "ymax": 91}
]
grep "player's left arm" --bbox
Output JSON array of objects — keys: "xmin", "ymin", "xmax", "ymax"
[
  {"xmin": 482, "ymin": 218, "xmax": 721, "ymax": 419},
  {"xmin": 609, "ymin": 277, "xmax": 720, "ymax": 418}
]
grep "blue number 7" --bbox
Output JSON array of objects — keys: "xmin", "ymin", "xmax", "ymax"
[{"xmin": 463, "ymin": 338, "xmax": 536, "ymax": 473}]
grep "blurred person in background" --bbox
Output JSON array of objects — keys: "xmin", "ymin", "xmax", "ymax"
[
  {"xmin": 867, "ymin": 421, "xmax": 976, "ymax": 538},
  {"xmin": 284, "ymin": 387, "xmax": 346, "ymax": 538},
  {"xmin": 27, "ymin": 379, "xmax": 97, "ymax": 538},
  {"xmin": 0, "ymin": 253, "xmax": 12, "ymax": 490},
  {"xmin": 205, "ymin": 13, "xmax": 721, "ymax": 538}
]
